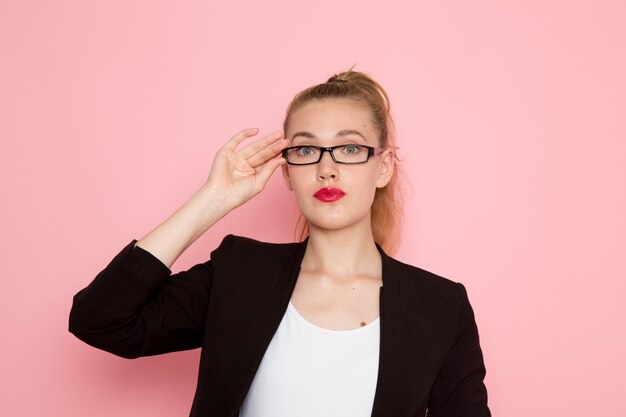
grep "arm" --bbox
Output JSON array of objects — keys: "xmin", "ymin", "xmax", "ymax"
[
  {"xmin": 427, "ymin": 284, "xmax": 491, "ymax": 417},
  {"xmin": 136, "ymin": 128, "xmax": 288, "ymax": 268},
  {"xmin": 68, "ymin": 237, "xmax": 231, "ymax": 358},
  {"xmin": 69, "ymin": 129, "xmax": 288, "ymax": 357}
]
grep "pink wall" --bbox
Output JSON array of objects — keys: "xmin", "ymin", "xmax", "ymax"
[{"xmin": 2, "ymin": 1, "xmax": 625, "ymax": 416}]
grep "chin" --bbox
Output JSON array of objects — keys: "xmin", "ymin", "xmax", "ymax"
[{"xmin": 304, "ymin": 212, "xmax": 372, "ymax": 234}]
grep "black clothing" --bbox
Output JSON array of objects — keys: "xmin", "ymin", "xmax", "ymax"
[{"xmin": 70, "ymin": 235, "xmax": 490, "ymax": 417}]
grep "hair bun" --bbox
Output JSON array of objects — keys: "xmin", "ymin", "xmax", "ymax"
[{"xmin": 327, "ymin": 75, "xmax": 348, "ymax": 83}]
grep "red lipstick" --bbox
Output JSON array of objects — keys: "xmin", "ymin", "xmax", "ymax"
[{"xmin": 314, "ymin": 187, "xmax": 346, "ymax": 202}]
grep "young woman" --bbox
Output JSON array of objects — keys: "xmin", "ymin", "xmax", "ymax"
[{"xmin": 70, "ymin": 71, "xmax": 491, "ymax": 417}]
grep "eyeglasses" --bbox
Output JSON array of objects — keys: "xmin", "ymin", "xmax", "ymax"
[{"xmin": 282, "ymin": 144, "xmax": 383, "ymax": 165}]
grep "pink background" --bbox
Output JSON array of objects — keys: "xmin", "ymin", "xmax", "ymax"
[{"xmin": 1, "ymin": 1, "xmax": 625, "ymax": 416}]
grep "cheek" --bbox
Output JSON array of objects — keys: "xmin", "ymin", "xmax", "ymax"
[
  {"xmin": 360, "ymin": 168, "xmax": 383, "ymax": 191},
  {"xmin": 346, "ymin": 172, "xmax": 379, "ymax": 207},
  {"xmin": 287, "ymin": 169, "xmax": 313, "ymax": 200},
  {"xmin": 288, "ymin": 167, "xmax": 306, "ymax": 186},
  {"xmin": 359, "ymin": 183, "xmax": 379, "ymax": 208}
]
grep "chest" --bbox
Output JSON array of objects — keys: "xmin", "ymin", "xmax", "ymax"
[{"xmin": 290, "ymin": 270, "xmax": 382, "ymax": 330}]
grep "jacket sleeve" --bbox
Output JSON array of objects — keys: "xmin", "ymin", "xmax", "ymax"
[
  {"xmin": 427, "ymin": 283, "xmax": 491, "ymax": 417},
  {"xmin": 68, "ymin": 235, "xmax": 234, "ymax": 359}
]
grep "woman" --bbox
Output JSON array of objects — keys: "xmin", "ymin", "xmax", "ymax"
[{"xmin": 69, "ymin": 70, "xmax": 490, "ymax": 417}]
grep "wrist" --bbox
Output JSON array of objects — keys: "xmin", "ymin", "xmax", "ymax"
[{"xmin": 191, "ymin": 186, "xmax": 237, "ymax": 227}]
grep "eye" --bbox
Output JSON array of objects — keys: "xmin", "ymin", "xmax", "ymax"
[
  {"xmin": 342, "ymin": 144, "xmax": 362, "ymax": 154},
  {"xmin": 296, "ymin": 146, "xmax": 317, "ymax": 156}
]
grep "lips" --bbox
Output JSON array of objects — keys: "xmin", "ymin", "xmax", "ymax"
[{"xmin": 313, "ymin": 187, "xmax": 346, "ymax": 202}]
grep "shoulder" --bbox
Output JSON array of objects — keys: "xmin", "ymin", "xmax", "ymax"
[
  {"xmin": 205, "ymin": 235, "xmax": 306, "ymax": 295},
  {"xmin": 383, "ymin": 254, "xmax": 461, "ymax": 295},
  {"xmin": 382, "ymin": 253, "xmax": 472, "ymax": 324},
  {"xmin": 214, "ymin": 234, "xmax": 303, "ymax": 254},
  {"xmin": 210, "ymin": 234, "xmax": 305, "ymax": 267}
]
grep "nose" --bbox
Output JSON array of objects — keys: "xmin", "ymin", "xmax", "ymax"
[{"xmin": 316, "ymin": 150, "xmax": 339, "ymax": 181}]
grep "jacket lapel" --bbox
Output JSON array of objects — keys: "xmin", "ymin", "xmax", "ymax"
[
  {"xmin": 370, "ymin": 251, "xmax": 436, "ymax": 417},
  {"xmin": 198, "ymin": 238, "xmax": 309, "ymax": 417}
]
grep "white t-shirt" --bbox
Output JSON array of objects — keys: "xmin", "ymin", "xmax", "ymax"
[{"xmin": 239, "ymin": 301, "xmax": 380, "ymax": 417}]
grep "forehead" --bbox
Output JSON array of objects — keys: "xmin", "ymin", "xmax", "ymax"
[{"xmin": 286, "ymin": 98, "xmax": 378, "ymax": 142}]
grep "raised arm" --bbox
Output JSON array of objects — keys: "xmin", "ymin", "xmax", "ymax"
[
  {"xmin": 136, "ymin": 128, "xmax": 288, "ymax": 267},
  {"xmin": 69, "ymin": 129, "xmax": 288, "ymax": 357}
]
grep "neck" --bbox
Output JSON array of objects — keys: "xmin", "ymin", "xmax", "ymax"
[{"xmin": 301, "ymin": 222, "xmax": 382, "ymax": 280}]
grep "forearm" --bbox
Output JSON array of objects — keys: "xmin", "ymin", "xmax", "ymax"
[{"xmin": 136, "ymin": 185, "xmax": 235, "ymax": 268}]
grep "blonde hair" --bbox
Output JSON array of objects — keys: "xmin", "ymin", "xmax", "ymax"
[{"xmin": 283, "ymin": 70, "xmax": 403, "ymax": 255}]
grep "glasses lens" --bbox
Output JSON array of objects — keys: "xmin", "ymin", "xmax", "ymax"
[
  {"xmin": 286, "ymin": 146, "xmax": 320, "ymax": 164},
  {"xmin": 333, "ymin": 145, "xmax": 370, "ymax": 163}
]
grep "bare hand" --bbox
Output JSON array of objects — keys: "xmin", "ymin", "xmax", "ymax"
[{"xmin": 203, "ymin": 128, "xmax": 288, "ymax": 208}]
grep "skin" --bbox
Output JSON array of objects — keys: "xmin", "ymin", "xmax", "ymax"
[{"xmin": 135, "ymin": 98, "xmax": 394, "ymax": 330}]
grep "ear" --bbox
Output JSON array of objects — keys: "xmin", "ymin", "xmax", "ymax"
[
  {"xmin": 376, "ymin": 148, "xmax": 395, "ymax": 188},
  {"xmin": 282, "ymin": 164, "xmax": 293, "ymax": 191}
]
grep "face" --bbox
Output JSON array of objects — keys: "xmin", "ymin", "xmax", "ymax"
[{"xmin": 282, "ymin": 98, "xmax": 394, "ymax": 234}]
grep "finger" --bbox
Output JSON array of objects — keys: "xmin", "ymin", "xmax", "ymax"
[
  {"xmin": 247, "ymin": 138, "xmax": 289, "ymax": 168},
  {"xmin": 239, "ymin": 130, "xmax": 284, "ymax": 160},
  {"xmin": 255, "ymin": 155, "xmax": 287, "ymax": 189},
  {"xmin": 223, "ymin": 128, "xmax": 259, "ymax": 151}
]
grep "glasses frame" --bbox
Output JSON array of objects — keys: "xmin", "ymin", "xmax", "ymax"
[{"xmin": 282, "ymin": 144, "xmax": 384, "ymax": 166}]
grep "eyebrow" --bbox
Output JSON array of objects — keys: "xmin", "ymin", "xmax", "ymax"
[{"xmin": 291, "ymin": 130, "xmax": 368, "ymax": 142}]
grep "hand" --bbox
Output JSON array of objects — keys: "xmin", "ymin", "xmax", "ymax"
[{"xmin": 202, "ymin": 128, "xmax": 288, "ymax": 208}]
